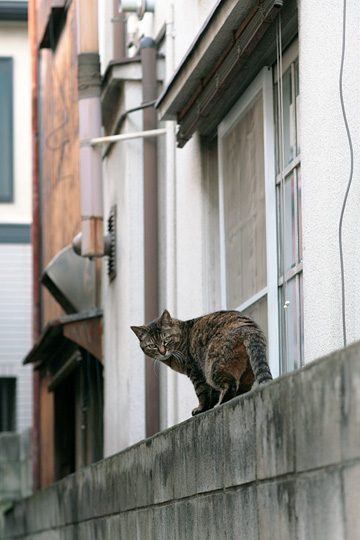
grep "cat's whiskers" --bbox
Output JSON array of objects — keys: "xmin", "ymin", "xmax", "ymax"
[{"xmin": 171, "ymin": 350, "xmax": 186, "ymax": 368}]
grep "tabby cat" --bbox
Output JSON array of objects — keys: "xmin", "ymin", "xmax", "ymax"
[{"xmin": 131, "ymin": 309, "xmax": 272, "ymax": 416}]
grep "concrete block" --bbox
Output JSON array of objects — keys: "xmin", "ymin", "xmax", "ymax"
[
  {"xmin": 154, "ymin": 503, "xmax": 176, "ymax": 540},
  {"xmin": 175, "ymin": 498, "xmax": 198, "ymax": 540},
  {"xmin": 76, "ymin": 441, "xmax": 153, "ymax": 521},
  {"xmin": 342, "ymin": 463, "xmax": 360, "ymax": 539},
  {"xmin": 103, "ymin": 514, "xmax": 130, "ymax": 539},
  {"xmin": 127, "ymin": 440, "xmax": 154, "ymax": 509},
  {"xmin": 256, "ymin": 377, "xmax": 295, "ymax": 480},
  {"xmin": 78, "ymin": 517, "xmax": 108, "ymax": 540},
  {"xmin": 294, "ymin": 353, "xmax": 342, "ymax": 471},
  {"xmin": 20, "ymin": 460, "xmax": 32, "ymax": 498},
  {"xmin": 0, "ymin": 434, "xmax": 20, "ymax": 463},
  {"xmin": 0, "ymin": 463, "xmax": 21, "ymax": 497},
  {"xmin": 173, "ymin": 418, "xmax": 198, "ymax": 499},
  {"xmin": 342, "ymin": 343, "xmax": 360, "ymax": 460},
  {"xmin": 104, "ymin": 510, "xmax": 153, "ymax": 540},
  {"xmin": 57, "ymin": 473, "xmax": 78, "ymax": 526},
  {"xmin": 26, "ymin": 486, "xmax": 60, "ymax": 533},
  {"xmin": 2, "ymin": 499, "xmax": 26, "ymax": 538},
  {"xmin": 29, "ymin": 530, "xmax": 61, "ymax": 540},
  {"xmin": 60, "ymin": 524, "xmax": 77, "ymax": 540},
  {"xmin": 19, "ymin": 429, "xmax": 32, "ymax": 462},
  {"xmin": 223, "ymin": 393, "xmax": 256, "ymax": 487},
  {"xmin": 194, "ymin": 406, "xmax": 225, "ymax": 494},
  {"xmin": 196, "ymin": 493, "xmax": 225, "ymax": 540},
  {"xmin": 224, "ymin": 486, "xmax": 258, "ymax": 540},
  {"xmin": 295, "ymin": 469, "xmax": 345, "ymax": 540},
  {"xmin": 152, "ymin": 429, "xmax": 175, "ymax": 503},
  {"xmin": 257, "ymin": 479, "xmax": 296, "ymax": 540},
  {"xmin": 135, "ymin": 508, "xmax": 154, "ymax": 540}
]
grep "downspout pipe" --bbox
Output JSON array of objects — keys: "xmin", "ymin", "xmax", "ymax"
[
  {"xmin": 75, "ymin": 0, "xmax": 104, "ymax": 257},
  {"xmin": 140, "ymin": 37, "xmax": 160, "ymax": 437},
  {"xmin": 29, "ymin": 0, "xmax": 41, "ymax": 492},
  {"xmin": 112, "ymin": 0, "xmax": 126, "ymax": 61}
]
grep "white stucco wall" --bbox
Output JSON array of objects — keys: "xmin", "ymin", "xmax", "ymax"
[
  {"xmin": 102, "ymin": 79, "xmax": 146, "ymax": 456},
  {"xmin": 299, "ymin": 0, "xmax": 360, "ymax": 362},
  {"xmin": 0, "ymin": 21, "xmax": 31, "ymax": 224}
]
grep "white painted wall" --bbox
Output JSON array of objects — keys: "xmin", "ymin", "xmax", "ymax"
[
  {"xmin": 101, "ymin": 1, "xmax": 220, "ymax": 453},
  {"xmin": 101, "ymin": 0, "xmax": 360, "ymax": 451},
  {"xmin": 102, "ymin": 79, "xmax": 146, "ymax": 456},
  {"xmin": 0, "ymin": 244, "xmax": 32, "ymax": 431},
  {"xmin": 0, "ymin": 21, "xmax": 31, "ymax": 224},
  {"xmin": 299, "ymin": 0, "xmax": 360, "ymax": 362}
]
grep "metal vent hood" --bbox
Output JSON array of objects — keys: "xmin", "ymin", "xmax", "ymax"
[{"xmin": 41, "ymin": 245, "xmax": 97, "ymax": 314}]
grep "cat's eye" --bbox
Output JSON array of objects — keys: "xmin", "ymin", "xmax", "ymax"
[
  {"xmin": 163, "ymin": 338, "xmax": 172, "ymax": 345},
  {"xmin": 147, "ymin": 344, "xmax": 157, "ymax": 350}
]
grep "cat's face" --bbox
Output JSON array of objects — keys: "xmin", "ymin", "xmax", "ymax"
[{"xmin": 131, "ymin": 309, "xmax": 181, "ymax": 361}]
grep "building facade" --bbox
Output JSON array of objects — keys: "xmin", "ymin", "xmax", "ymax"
[
  {"xmin": 0, "ymin": 0, "xmax": 32, "ymax": 433},
  {"xmin": 99, "ymin": 0, "xmax": 360, "ymax": 456},
  {"xmin": 25, "ymin": 0, "xmax": 360, "ymax": 476}
]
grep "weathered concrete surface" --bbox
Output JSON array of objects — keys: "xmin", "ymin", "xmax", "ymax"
[
  {"xmin": 0, "ymin": 430, "xmax": 32, "ymax": 537},
  {"xmin": 3, "ymin": 343, "xmax": 360, "ymax": 539}
]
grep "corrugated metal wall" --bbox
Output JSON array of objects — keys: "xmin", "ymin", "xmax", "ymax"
[{"xmin": 0, "ymin": 244, "xmax": 32, "ymax": 431}]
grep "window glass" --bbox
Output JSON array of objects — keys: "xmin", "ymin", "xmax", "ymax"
[
  {"xmin": 0, "ymin": 58, "xmax": 13, "ymax": 202},
  {"xmin": 280, "ymin": 277, "xmax": 301, "ymax": 372},
  {"xmin": 295, "ymin": 59, "xmax": 300, "ymax": 156},
  {"xmin": 222, "ymin": 93, "xmax": 267, "ymax": 308},
  {"xmin": 274, "ymin": 45, "xmax": 303, "ymax": 373},
  {"xmin": 0, "ymin": 377, "xmax": 16, "ymax": 431},
  {"xmin": 297, "ymin": 167, "xmax": 303, "ymax": 261},
  {"xmin": 284, "ymin": 172, "xmax": 297, "ymax": 272},
  {"xmin": 242, "ymin": 295, "xmax": 268, "ymax": 340}
]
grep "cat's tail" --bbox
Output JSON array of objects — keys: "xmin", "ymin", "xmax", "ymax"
[{"xmin": 243, "ymin": 328, "xmax": 273, "ymax": 385}]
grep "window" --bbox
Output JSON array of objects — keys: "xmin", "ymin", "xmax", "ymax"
[
  {"xmin": 0, "ymin": 377, "xmax": 16, "ymax": 431},
  {"xmin": 0, "ymin": 58, "xmax": 14, "ymax": 202},
  {"xmin": 218, "ymin": 40, "xmax": 302, "ymax": 378},
  {"xmin": 218, "ymin": 68, "xmax": 279, "ymax": 377},
  {"xmin": 274, "ymin": 41, "xmax": 303, "ymax": 373}
]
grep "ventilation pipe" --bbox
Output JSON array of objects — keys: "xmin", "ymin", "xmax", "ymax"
[
  {"xmin": 140, "ymin": 37, "xmax": 160, "ymax": 437},
  {"xmin": 112, "ymin": 0, "xmax": 126, "ymax": 61},
  {"xmin": 119, "ymin": 0, "xmax": 155, "ymax": 19},
  {"xmin": 75, "ymin": 0, "xmax": 104, "ymax": 258}
]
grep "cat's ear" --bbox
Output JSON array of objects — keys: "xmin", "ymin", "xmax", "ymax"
[
  {"xmin": 130, "ymin": 325, "xmax": 148, "ymax": 340},
  {"xmin": 160, "ymin": 309, "xmax": 172, "ymax": 325}
]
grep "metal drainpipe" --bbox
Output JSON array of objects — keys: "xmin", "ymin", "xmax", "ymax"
[
  {"xmin": 29, "ymin": 0, "xmax": 41, "ymax": 491},
  {"xmin": 76, "ymin": 0, "xmax": 104, "ymax": 258},
  {"xmin": 163, "ymin": 2, "xmax": 178, "ymax": 429},
  {"xmin": 140, "ymin": 37, "xmax": 160, "ymax": 437},
  {"xmin": 112, "ymin": 0, "xmax": 126, "ymax": 61}
]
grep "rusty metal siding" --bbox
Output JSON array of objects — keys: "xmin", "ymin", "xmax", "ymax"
[{"xmin": 38, "ymin": 0, "xmax": 81, "ymax": 325}]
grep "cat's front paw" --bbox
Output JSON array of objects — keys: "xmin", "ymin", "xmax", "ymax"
[{"xmin": 192, "ymin": 406, "xmax": 205, "ymax": 416}]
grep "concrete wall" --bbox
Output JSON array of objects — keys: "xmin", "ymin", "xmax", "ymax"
[
  {"xmin": 299, "ymin": 0, "xmax": 360, "ymax": 361},
  {"xmin": 0, "ymin": 430, "xmax": 32, "ymax": 534},
  {"xmin": 3, "ymin": 343, "xmax": 360, "ymax": 539}
]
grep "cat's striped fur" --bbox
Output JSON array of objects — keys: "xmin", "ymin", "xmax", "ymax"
[{"xmin": 131, "ymin": 309, "xmax": 272, "ymax": 416}]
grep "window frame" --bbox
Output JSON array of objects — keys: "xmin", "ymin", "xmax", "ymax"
[
  {"xmin": 218, "ymin": 67, "xmax": 279, "ymax": 378},
  {"xmin": 273, "ymin": 39, "xmax": 303, "ymax": 373}
]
